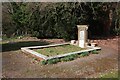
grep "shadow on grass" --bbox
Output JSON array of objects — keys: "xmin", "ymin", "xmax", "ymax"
[{"xmin": 2, "ymin": 41, "xmax": 50, "ymax": 52}]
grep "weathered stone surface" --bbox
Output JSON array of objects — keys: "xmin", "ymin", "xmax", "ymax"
[{"xmin": 77, "ymin": 25, "xmax": 88, "ymax": 48}]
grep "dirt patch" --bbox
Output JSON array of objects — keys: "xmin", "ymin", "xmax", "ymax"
[
  {"xmin": 2, "ymin": 37, "xmax": 118, "ymax": 78},
  {"xmin": 90, "ymin": 36, "xmax": 119, "ymax": 50}
]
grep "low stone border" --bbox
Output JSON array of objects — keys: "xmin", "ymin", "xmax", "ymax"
[{"xmin": 21, "ymin": 43, "xmax": 101, "ymax": 60}]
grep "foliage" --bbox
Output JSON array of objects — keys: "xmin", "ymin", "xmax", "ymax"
[
  {"xmin": 113, "ymin": 3, "xmax": 120, "ymax": 36},
  {"xmin": 41, "ymin": 60, "xmax": 47, "ymax": 65},
  {"xmin": 113, "ymin": 28, "xmax": 120, "ymax": 35},
  {"xmin": 41, "ymin": 52, "xmax": 90, "ymax": 65},
  {"xmin": 92, "ymin": 50, "xmax": 99, "ymax": 54},
  {"xmin": 2, "ymin": 2, "xmax": 30, "ymax": 37},
  {"xmin": 71, "ymin": 54, "xmax": 78, "ymax": 58},
  {"xmin": 61, "ymin": 55, "xmax": 75, "ymax": 62},
  {"xmin": 2, "ymin": 2, "xmax": 119, "ymax": 39},
  {"xmin": 79, "ymin": 52, "xmax": 89, "ymax": 57},
  {"xmin": 54, "ymin": 58, "xmax": 61, "ymax": 62},
  {"xmin": 47, "ymin": 59, "xmax": 58, "ymax": 64},
  {"xmin": 60, "ymin": 57, "xmax": 69, "ymax": 62},
  {"xmin": 9, "ymin": 2, "xmax": 31, "ymax": 35}
]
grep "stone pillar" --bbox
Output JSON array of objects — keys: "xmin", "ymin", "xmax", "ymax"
[{"xmin": 77, "ymin": 25, "xmax": 88, "ymax": 48}]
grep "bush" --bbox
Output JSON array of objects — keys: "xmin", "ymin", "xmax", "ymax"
[
  {"xmin": 71, "ymin": 54, "xmax": 78, "ymax": 58},
  {"xmin": 41, "ymin": 60, "xmax": 47, "ymax": 65},
  {"xmin": 32, "ymin": 31, "xmax": 40, "ymax": 37},
  {"xmin": 92, "ymin": 50, "xmax": 99, "ymax": 54},
  {"xmin": 41, "ymin": 52, "xmax": 93, "ymax": 65},
  {"xmin": 47, "ymin": 59, "xmax": 58, "ymax": 64},
  {"xmin": 80, "ymin": 52, "xmax": 89, "ymax": 57},
  {"xmin": 47, "ymin": 59, "xmax": 53, "ymax": 64},
  {"xmin": 113, "ymin": 28, "xmax": 120, "ymax": 36},
  {"xmin": 54, "ymin": 58, "xmax": 61, "ymax": 62},
  {"xmin": 60, "ymin": 57, "xmax": 70, "ymax": 62},
  {"xmin": 67, "ymin": 56, "xmax": 74, "ymax": 61},
  {"xmin": 60, "ymin": 55, "xmax": 75, "ymax": 62}
]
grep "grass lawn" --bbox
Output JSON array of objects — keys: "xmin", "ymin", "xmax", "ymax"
[
  {"xmin": 100, "ymin": 70, "xmax": 118, "ymax": 78},
  {"xmin": 34, "ymin": 44, "xmax": 85, "ymax": 57}
]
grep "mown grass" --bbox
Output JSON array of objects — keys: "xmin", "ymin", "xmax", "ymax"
[
  {"xmin": 35, "ymin": 44, "xmax": 85, "ymax": 57},
  {"xmin": 100, "ymin": 70, "xmax": 119, "ymax": 78}
]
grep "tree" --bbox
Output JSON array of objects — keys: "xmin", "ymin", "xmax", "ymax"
[
  {"xmin": 2, "ymin": 2, "xmax": 119, "ymax": 39},
  {"xmin": 113, "ymin": 2, "xmax": 120, "ymax": 35},
  {"xmin": 9, "ymin": 2, "xmax": 31, "ymax": 35}
]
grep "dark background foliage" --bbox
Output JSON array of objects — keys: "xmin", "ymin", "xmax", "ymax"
[{"xmin": 2, "ymin": 2, "xmax": 120, "ymax": 40}]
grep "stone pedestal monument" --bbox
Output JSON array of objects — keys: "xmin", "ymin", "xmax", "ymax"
[{"xmin": 77, "ymin": 25, "xmax": 88, "ymax": 48}]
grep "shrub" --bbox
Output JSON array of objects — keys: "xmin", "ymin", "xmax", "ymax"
[
  {"xmin": 80, "ymin": 52, "xmax": 89, "ymax": 57},
  {"xmin": 32, "ymin": 31, "xmax": 40, "ymax": 37},
  {"xmin": 54, "ymin": 58, "xmax": 61, "ymax": 62},
  {"xmin": 67, "ymin": 55, "xmax": 75, "ymax": 60},
  {"xmin": 47, "ymin": 59, "xmax": 58, "ymax": 64},
  {"xmin": 41, "ymin": 52, "xmax": 97, "ymax": 65},
  {"xmin": 71, "ymin": 54, "xmax": 78, "ymax": 58},
  {"xmin": 60, "ymin": 55, "xmax": 75, "ymax": 62},
  {"xmin": 92, "ymin": 50, "xmax": 99, "ymax": 54},
  {"xmin": 41, "ymin": 60, "xmax": 47, "ymax": 65},
  {"xmin": 60, "ymin": 57, "xmax": 70, "ymax": 62},
  {"xmin": 113, "ymin": 28, "xmax": 120, "ymax": 36},
  {"xmin": 69, "ymin": 57, "xmax": 74, "ymax": 61},
  {"xmin": 47, "ymin": 59, "xmax": 53, "ymax": 64}
]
